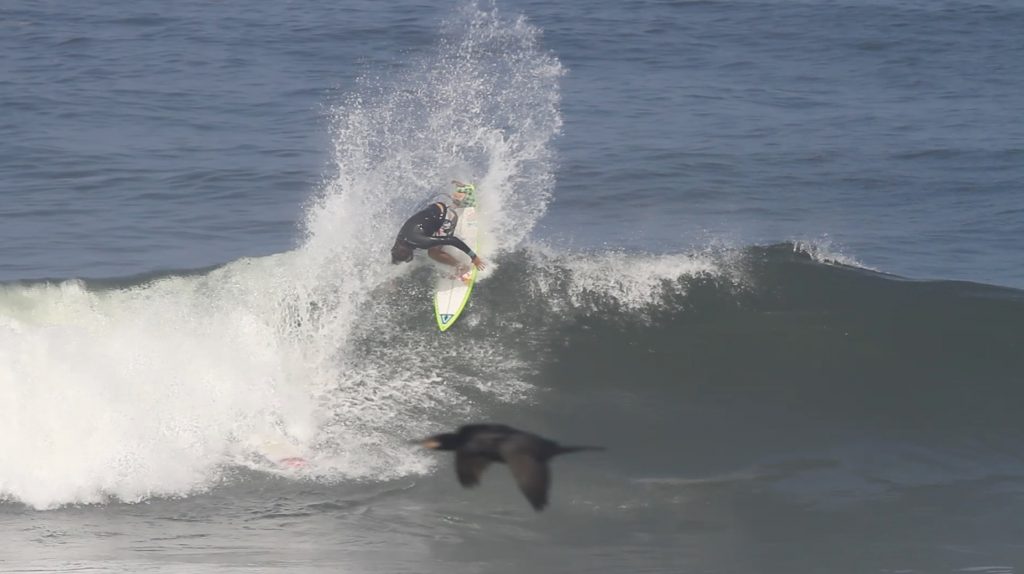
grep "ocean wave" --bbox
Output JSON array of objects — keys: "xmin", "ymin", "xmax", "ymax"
[{"xmin": 4, "ymin": 238, "xmax": 1024, "ymax": 509}]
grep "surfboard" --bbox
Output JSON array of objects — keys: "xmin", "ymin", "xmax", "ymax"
[
  {"xmin": 433, "ymin": 190, "xmax": 481, "ymax": 331},
  {"xmin": 260, "ymin": 440, "xmax": 308, "ymax": 469},
  {"xmin": 239, "ymin": 433, "xmax": 308, "ymax": 471}
]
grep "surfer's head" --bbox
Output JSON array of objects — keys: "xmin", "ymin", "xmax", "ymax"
[
  {"xmin": 452, "ymin": 181, "xmax": 475, "ymax": 207},
  {"xmin": 451, "ymin": 181, "xmax": 475, "ymax": 207},
  {"xmin": 391, "ymin": 240, "xmax": 414, "ymax": 264}
]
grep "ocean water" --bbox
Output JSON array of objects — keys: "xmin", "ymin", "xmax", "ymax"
[{"xmin": 2, "ymin": 0, "xmax": 1024, "ymax": 572}]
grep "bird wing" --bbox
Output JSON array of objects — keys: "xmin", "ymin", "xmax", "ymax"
[
  {"xmin": 455, "ymin": 452, "xmax": 491, "ymax": 488},
  {"xmin": 504, "ymin": 451, "xmax": 550, "ymax": 511}
]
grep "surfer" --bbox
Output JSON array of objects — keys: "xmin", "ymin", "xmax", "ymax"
[{"xmin": 390, "ymin": 183, "xmax": 486, "ymax": 278}]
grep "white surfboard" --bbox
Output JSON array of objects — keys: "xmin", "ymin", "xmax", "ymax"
[
  {"xmin": 433, "ymin": 198, "xmax": 481, "ymax": 331},
  {"xmin": 238, "ymin": 433, "xmax": 308, "ymax": 470},
  {"xmin": 258, "ymin": 438, "xmax": 308, "ymax": 469}
]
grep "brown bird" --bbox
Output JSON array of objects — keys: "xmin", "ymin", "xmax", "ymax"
[{"xmin": 418, "ymin": 423, "xmax": 603, "ymax": 511}]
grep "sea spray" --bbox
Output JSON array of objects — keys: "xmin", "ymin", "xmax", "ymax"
[{"xmin": 0, "ymin": 3, "xmax": 564, "ymax": 509}]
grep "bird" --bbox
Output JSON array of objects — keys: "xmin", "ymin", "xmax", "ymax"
[{"xmin": 417, "ymin": 423, "xmax": 604, "ymax": 511}]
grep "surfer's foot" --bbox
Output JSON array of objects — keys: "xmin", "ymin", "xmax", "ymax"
[{"xmin": 452, "ymin": 265, "xmax": 472, "ymax": 283}]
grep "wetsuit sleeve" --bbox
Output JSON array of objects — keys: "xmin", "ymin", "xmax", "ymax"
[
  {"xmin": 399, "ymin": 224, "xmax": 477, "ymax": 259},
  {"xmin": 408, "ymin": 233, "xmax": 475, "ymax": 258},
  {"xmin": 438, "ymin": 236, "xmax": 477, "ymax": 259}
]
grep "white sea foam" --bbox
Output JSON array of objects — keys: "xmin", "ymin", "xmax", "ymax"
[
  {"xmin": 522, "ymin": 244, "xmax": 740, "ymax": 316},
  {"xmin": 792, "ymin": 236, "xmax": 873, "ymax": 270}
]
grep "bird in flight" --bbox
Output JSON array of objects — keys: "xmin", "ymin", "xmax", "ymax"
[{"xmin": 417, "ymin": 423, "xmax": 604, "ymax": 511}]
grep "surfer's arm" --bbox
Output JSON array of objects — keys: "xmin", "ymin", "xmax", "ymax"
[
  {"xmin": 403, "ymin": 229, "xmax": 477, "ymax": 259},
  {"xmin": 451, "ymin": 239, "xmax": 486, "ymax": 270},
  {"xmin": 439, "ymin": 236, "xmax": 477, "ymax": 260}
]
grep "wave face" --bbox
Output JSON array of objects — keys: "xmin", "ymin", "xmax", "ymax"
[
  {"xmin": 4, "ymin": 236, "xmax": 1024, "ymax": 509},
  {"xmin": 500, "ymin": 243, "xmax": 1024, "ymax": 436},
  {"xmin": 0, "ymin": 3, "xmax": 563, "ymax": 510}
]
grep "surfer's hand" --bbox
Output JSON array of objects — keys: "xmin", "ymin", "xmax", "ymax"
[{"xmin": 472, "ymin": 256, "xmax": 486, "ymax": 271}]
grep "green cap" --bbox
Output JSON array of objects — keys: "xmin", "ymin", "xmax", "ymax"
[{"xmin": 454, "ymin": 183, "xmax": 476, "ymax": 207}]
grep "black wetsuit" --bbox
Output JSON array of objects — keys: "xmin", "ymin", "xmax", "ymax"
[{"xmin": 395, "ymin": 202, "xmax": 476, "ymax": 258}]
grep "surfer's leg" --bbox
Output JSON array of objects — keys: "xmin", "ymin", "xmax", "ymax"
[
  {"xmin": 427, "ymin": 246, "xmax": 460, "ymax": 268},
  {"xmin": 407, "ymin": 227, "xmax": 474, "ymax": 267}
]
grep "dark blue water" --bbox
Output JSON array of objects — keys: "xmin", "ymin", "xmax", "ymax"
[{"xmin": 3, "ymin": 1, "xmax": 1024, "ymax": 572}]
